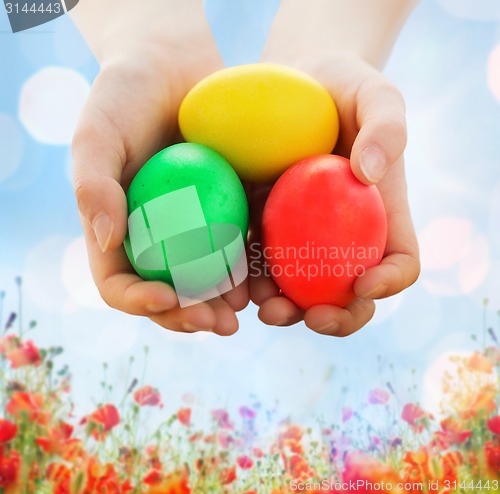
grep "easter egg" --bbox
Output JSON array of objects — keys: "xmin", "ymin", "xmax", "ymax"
[
  {"xmin": 123, "ymin": 143, "xmax": 249, "ymax": 300},
  {"xmin": 262, "ymin": 155, "xmax": 387, "ymax": 309},
  {"xmin": 179, "ymin": 63, "xmax": 339, "ymax": 183}
]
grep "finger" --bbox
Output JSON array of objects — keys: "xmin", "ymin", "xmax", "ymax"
[
  {"xmin": 249, "ymin": 272, "xmax": 281, "ymax": 306},
  {"xmin": 150, "ymin": 304, "xmax": 218, "ymax": 334},
  {"xmin": 354, "ymin": 159, "xmax": 420, "ymax": 299},
  {"xmin": 350, "ymin": 74, "xmax": 407, "ymax": 184},
  {"xmin": 81, "ymin": 217, "xmax": 180, "ymax": 315},
  {"xmin": 150, "ymin": 297, "xmax": 238, "ymax": 336},
  {"xmin": 257, "ymin": 296, "xmax": 304, "ymax": 326},
  {"xmin": 73, "ymin": 109, "xmax": 128, "ymax": 253},
  {"xmin": 221, "ymin": 278, "xmax": 250, "ymax": 312},
  {"xmin": 304, "ymin": 298, "xmax": 375, "ymax": 337},
  {"xmin": 206, "ymin": 297, "xmax": 239, "ymax": 336}
]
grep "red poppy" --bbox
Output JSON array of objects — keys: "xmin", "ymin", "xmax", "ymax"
[
  {"xmin": 401, "ymin": 403, "xmax": 431, "ymax": 433},
  {"xmin": 144, "ymin": 469, "xmax": 191, "ymax": 494},
  {"xmin": 343, "ymin": 451, "xmax": 402, "ymax": 493},
  {"xmin": 85, "ymin": 404, "xmax": 120, "ymax": 441},
  {"xmin": 237, "ymin": 455, "xmax": 253, "ymax": 470},
  {"xmin": 0, "ymin": 449, "xmax": 20, "ymax": 488},
  {"xmin": 0, "ymin": 419, "xmax": 17, "ymax": 443},
  {"xmin": 0, "ymin": 335, "xmax": 42, "ymax": 368},
  {"xmin": 288, "ymin": 454, "xmax": 314, "ymax": 480},
  {"xmin": 431, "ymin": 417, "xmax": 472, "ymax": 449},
  {"xmin": 484, "ymin": 440, "xmax": 500, "ymax": 473},
  {"xmin": 177, "ymin": 407, "xmax": 191, "ymax": 427},
  {"xmin": 487, "ymin": 415, "xmax": 500, "ymax": 435},
  {"xmin": 252, "ymin": 447, "xmax": 264, "ymax": 458},
  {"xmin": 36, "ymin": 421, "xmax": 75, "ymax": 456},
  {"xmin": 47, "ymin": 462, "xmax": 72, "ymax": 494},
  {"xmin": 133, "ymin": 386, "xmax": 162, "ymax": 407},
  {"xmin": 143, "ymin": 469, "xmax": 163, "ymax": 485},
  {"xmin": 219, "ymin": 465, "xmax": 237, "ymax": 485},
  {"xmin": 278, "ymin": 425, "xmax": 304, "ymax": 454},
  {"xmin": 86, "ymin": 457, "xmax": 128, "ymax": 493},
  {"xmin": 6, "ymin": 391, "xmax": 46, "ymax": 424}
]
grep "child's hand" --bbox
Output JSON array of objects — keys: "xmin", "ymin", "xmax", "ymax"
[
  {"xmin": 71, "ymin": 1, "xmax": 248, "ymax": 335},
  {"xmin": 249, "ymin": 54, "xmax": 420, "ymax": 336}
]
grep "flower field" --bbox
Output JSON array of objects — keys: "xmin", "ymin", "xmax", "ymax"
[{"xmin": 0, "ymin": 280, "xmax": 499, "ymax": 493}]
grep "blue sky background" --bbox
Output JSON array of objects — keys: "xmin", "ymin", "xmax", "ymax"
[{"xmin": 0, "ymin": 0, "xmax": 500, "ymax": 426}]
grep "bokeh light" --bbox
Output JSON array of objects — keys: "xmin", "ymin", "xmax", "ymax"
[
  {"xmin": 61, "ymin": 236, "xmax": 107, "ymax": 310},
  {"xmin": 419, "ymin": 217, "xmax": 490, "ymax": 296},
  {"xmin": 23, "ymin": 235, "xmax": 72, "ymax": 311},
  {"xmin": 19, "ymin": 67, "xmax": 90, "ymax": 145},
  {"xmin": 61, "ymin": 308, "xmax": 140, "ymax": 361}
]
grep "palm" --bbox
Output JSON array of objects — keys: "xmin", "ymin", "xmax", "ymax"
[
  {"xmin": 245, "ymin": 56, "xmax": 419, "ymax": 336},
  {"xmin": 73, "ymin": 45, "xmax": 254, "ymax": 335}
]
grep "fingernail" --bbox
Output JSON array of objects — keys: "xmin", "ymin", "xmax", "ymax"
[
  {"xmin": 361, "ymin": 283, "xmax": 388, "ymax": 299},
  {"xmin": 360, "ymin": 145, "xmax": 388, "ymax": 183},
  {"xmin": 93, "ymin": 214, "xmax": 114, "ymax": 252},
  {"xmin": 275, "ymin": 318, "xmax": 290, "ymax": 326},
  {"xmin": 182, "ymin": 323, "xmax": 212, "ymax": 333},
  {"xmin": 316, "ymin": 321, "xmax": 340, "ymax": 334},
  {"xmin": 146, "ymin": 304, "xmax": 167, "ymax": 314}
]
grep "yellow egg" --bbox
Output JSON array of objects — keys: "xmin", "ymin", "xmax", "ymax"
[{"xmin": 179, "ymin": 63, "xmax": 339, "ymax": 183}]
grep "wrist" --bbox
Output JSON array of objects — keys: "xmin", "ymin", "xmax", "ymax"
[
  {"xmin": 263, "ymin": 0, "xmax": 419, "ymax": 69},
  {"xmin": 71, "ymin": 0, "xmax": 212, "ymax": 64}
]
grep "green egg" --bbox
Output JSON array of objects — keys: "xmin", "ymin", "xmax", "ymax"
[{"xmin": 123, "ymin": 143, "xmax": 249, "ymax": 300}]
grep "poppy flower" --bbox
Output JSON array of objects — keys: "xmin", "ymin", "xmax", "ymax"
[
  {"xmin": 133, "ymin": 386, "xmax": 162, "ymax": 407},
  {"xmin": 0, "ymin": 335, "xmax": 42, "ymax": 368},
  {"xmin": 0, "ymin": 419, "xmax": 17, "ymax": 443},
  {"xmin": 219, "ymin": 465, "xmax": 237, "ymax": 485},
  {"xmin": 401, "ymin": 403, "xmax": 431, "ymax": 433},
  {"xmin": 6, "ymin": 391, "xmax": 46, "ymax": 423},
  {"xmin": 487, "ymin": 415, "xmax": 500, "ymax": 435},
  {"xmin": 0, "ymin": 449, "xmax": 20, "ymax": 488},
  {"xmin": 177, "ymin": 408, "xmax": 191, "ymax": 427},
  {"xmin": 237, "ymin": 455, "xmax": 253, "ymax": 470},
  {"xmin": 85, "ymin": 404, "xmax": 120, "ymax": 441}
]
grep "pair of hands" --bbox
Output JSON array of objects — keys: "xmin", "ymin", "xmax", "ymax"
[{"xmin": 72, "ymin": 0, "xmax": 419, "ymax": 337}]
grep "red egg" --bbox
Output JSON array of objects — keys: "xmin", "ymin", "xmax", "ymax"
[{"xmin": 261, "ymin": 155, "xmax": 387, "ymax": 309}]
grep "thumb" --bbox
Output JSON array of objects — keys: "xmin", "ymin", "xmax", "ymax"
[
  {"xmin": 350, "ymin": 74, "xmax": 407, "ymax": 185},
  {"xmin": 72, "ymin": 88, "xmax": 128, "ymax": 252}
]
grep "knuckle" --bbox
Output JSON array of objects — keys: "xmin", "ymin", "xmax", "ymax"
[{"xmin": 73, "ymin": 176, "xmax": 89, "ymax": 212}]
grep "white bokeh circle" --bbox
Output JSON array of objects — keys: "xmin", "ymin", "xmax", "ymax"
[
  {"xmin": 0, "ymin": 114, "xmax": 24, "ymax": 184},
  {"xmin": 62, "ymin": 236, "xmax": 107, "ymax": 310},
  {"xmin": 24, "ymin": 235, "xmax": 72, "ymax": 312},
  {"xmin": 61, "ymin": 308, "xmax": 140, "ymax": 361},
  {"xmin": 419, "ymin": 217, "xmax": 490, "ymax": 296},
  {"xmin": 19, "ymin": 67, "xmax": 90, "ymax": 145},
  {"xmin": 423, "ymin": 350, "xmax": 498, "ymax": 418},
  {"xmin": 488, "ymin": 44, "xmax": 500, "ymax": 103}
]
